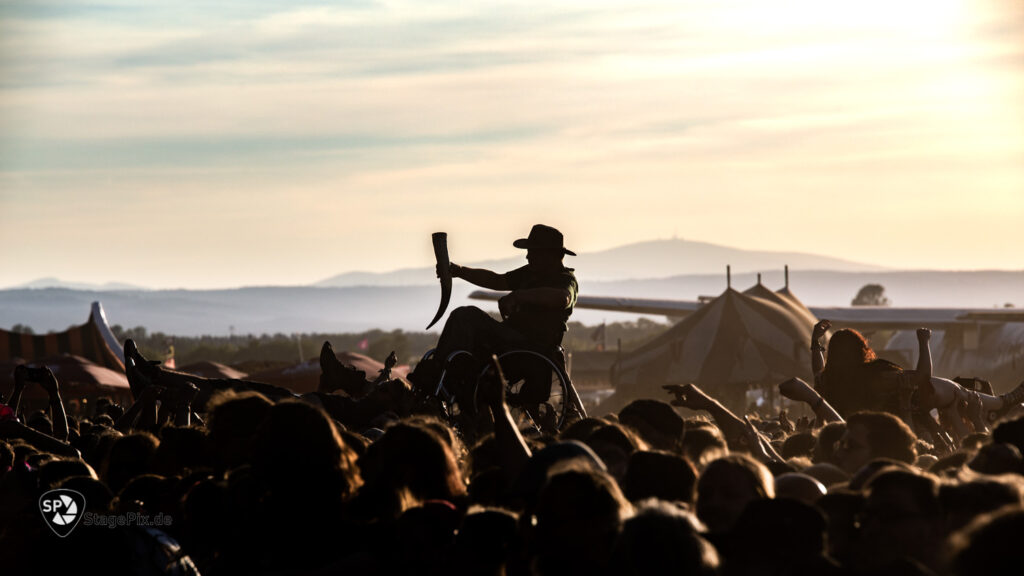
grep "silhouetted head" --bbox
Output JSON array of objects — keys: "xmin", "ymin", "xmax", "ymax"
[
  {"xmin": 453, "ymin": 508, "xmax": 519, "ymax": 576},
  {"xmin": 609, "ymin": 500, "xmax": 718, "ymax": 576},
  {"xmin": 940, "ymin": 478, "xmax": 1024, "ymax": 532},
  {"xmin": 622, "ymin": 450, "xmax": 697, "ymax": 505},
  {"xmin": 732, "ymin": 498, "xmax": 828, "ymax": 569},
  {"xmin": 154, "ymin": 425, "xmax": 211, "ymax": 477},
  {"xmin": 993, "ymin": 414, "xmax": 1024, "ymax": 454},
  {"xmin": 252, "ymin": 399, "xmax": 362, "ymax": 503},
  {"xmin": 836, "ymin": 412, "xmax": 917, "ymax": 474},
  {"xmin": 618, "ymin": 399, "xmax": 685, "ymax": 452},
  {"xmin": 206, "ymin": 390, "xmax": 273, "ymax": 473},
  {"xmin": 102, "ymin": 431, "xmax": 159, "ymax": 494},
  {"xmin": 825, "ymin": 329, "xmax": 876, "ymax": 371},
  {"xmin": 680, "ymin": 421, "xmax": 728, "ymax": 468},
  {"xmin": 38, "ymin": 458, "xmax": 97, "ymax": 489},
  {"xmin": 697, "ymin": 454, "xmax": 774, "ymax": 534},
  {"xmin": 357, "ymin": 421, "xmax": 466, "ymax": 519},
  {"xmin": 950, "ymin": 504, "xmax": 1024, "ymax": 576},
  {"xmin": 584, "ymin": 423, "xmax": 649, "ymax": 482},
  {"xmin": 533, "ymin": 468, "xmax": 631, "ymax": 576},
  {"xmin": 861, "ymin": 470, "xmax": 944, "ymax": 570}
]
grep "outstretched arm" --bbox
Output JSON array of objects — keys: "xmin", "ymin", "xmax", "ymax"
[
  {"xmin": 447, "ymin": 263, "xmax": 509, "ymax": 291},
  {"xmin": 778, "ymin": 377, "xmax": 843, "ymax": 424},
  {"xmin": 665, "ymin": 383, "xmax": 747, "ymax": 447},
  {"xmin": 0, "ymin": 419, "xmax": 80, "ymax": 458}
]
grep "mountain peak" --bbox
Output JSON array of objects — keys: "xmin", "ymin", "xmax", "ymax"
[{"xmin": 315, "ymin": 238, "xmax": 885, "ymax": 287}]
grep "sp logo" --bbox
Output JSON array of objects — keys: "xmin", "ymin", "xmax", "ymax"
[{"xmin": 39, "ymin": 489, "xmax": 86, "ymax": 538}]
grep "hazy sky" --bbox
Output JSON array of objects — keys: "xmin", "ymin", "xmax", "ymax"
[{"xmin": 2, "ymin": 0, "xmax": 1022, "ymax": 289}]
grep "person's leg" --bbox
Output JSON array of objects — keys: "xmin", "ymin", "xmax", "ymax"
[
  {"xmin": 124, "ymin": 339, "xmax": 296, "ymax": 408},
  {"xmin": 411, "ymin": 306, "xmax": 531, "ymax": 398}
]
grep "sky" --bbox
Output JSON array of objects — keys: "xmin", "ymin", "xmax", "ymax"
[{"xmin": 1, "ymin": 0, "xmax": 1022, "ymax": 289}]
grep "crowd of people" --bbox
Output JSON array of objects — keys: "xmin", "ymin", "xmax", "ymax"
[{"xmin": 0, "ymin": 319, "xmax": 1022, "ymax": 575}]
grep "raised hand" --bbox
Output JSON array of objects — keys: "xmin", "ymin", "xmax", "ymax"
[
  {"xmin": 35, "ymin": 367, "xmax": 60, "ymax": 398},
  {"xmin": 917, "ymin": 327, "xmax": 932, "ymax": 342},
  {"xmin": 812, "ymin": 319, "xmax": 831, "ymax": 342},
  {"xmin": 778, "ymin": 409, "xmax": 794, "ymax": 434},
  {"xmin": 438, "ymin": 262, "xmax": 461, "ymax": 279},
  {"xmin": 663, "ymin": 383, "xmax": 713, "ymax": 411}
]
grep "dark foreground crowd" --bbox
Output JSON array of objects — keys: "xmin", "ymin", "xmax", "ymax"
[{"xmin": 1, "ymin": 332, "xmax": 1024, "ymax": 576}]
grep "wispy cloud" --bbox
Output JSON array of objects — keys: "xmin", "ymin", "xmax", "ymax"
[{"xmin": 1, "ymin": 0, "xmax": 1022, "ymax": 288}]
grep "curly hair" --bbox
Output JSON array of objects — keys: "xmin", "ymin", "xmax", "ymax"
[{"xmin": 824, "ymin": 329, "xmax": 876, "ymax": 372}]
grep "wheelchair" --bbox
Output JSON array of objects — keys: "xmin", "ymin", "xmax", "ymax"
[{"xmin": 419, "ymin": 344, "xmax": 587, "ymax": 435}]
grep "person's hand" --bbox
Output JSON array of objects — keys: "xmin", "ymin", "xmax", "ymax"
[
  {"xmin": 812, "ymin": 320, "xmax": 831, "ymax": 342},
  {"xmin": 498, "ymin": 292, "xmax": 519, "ymax": 320},
  {"xmin": 916, "ymin": 328, "xmax": 931, "ymax": 343},
  {"xmin": 663, "ymin": 383, "xmax": 713, "ymax": 411},
  {"xmin": 779, "ymin": 377, "xmax": 819, "ymax": 405},
  {"xmin": 13, "ymin": 365, "xmax": 28, "ymax": 390},
  {"xmin": 778, "ymin": 409, "xmax": 794, "ymax": 434},
  {"xmin": 438, "ymin": 262, "xmax": 460, "ymax": 279},
  {"xmin": 35, "ymin": 367, "xmax": 60, "ymax": 398}
]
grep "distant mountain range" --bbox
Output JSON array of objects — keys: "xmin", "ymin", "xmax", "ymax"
[
  {"xmin": 11, "ymin": 277, "xmax": 147, "ymax": 291},
  {"xmin": 314, "ymin": 238, "xmax": 886, "ymax": 287},
  {"xmin": 3, "ymin": 239, "xmax": 1019, "ymax": 335},
  {"xmin": 2, "ymin": 270, "xmax": 1021, "ymax": 336}
]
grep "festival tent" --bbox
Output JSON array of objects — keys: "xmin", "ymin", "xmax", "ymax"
[
  {"xmin": 177, "ymin": 361, "xmax": 249, "ymax": 380},
  {"xmin": 601, "ymin": 285, "xmax": 817, "ymax": 413},
  {"xmin": 0, "ymin": 302, "xmax": 124, "ymax": 372}
]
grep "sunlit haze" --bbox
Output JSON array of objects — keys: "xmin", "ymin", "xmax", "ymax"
[{"xmin": 2, "ymin": 0, "xmax": 1022, "ymax": 289}]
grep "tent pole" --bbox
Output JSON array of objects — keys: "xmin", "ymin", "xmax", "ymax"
[
  {"xmin": 727, "ymin": 265, "xmax": 731, "ymax": 289},
  {"xmin": 785, "ymin": 265, "xmax": 789, "ymax": 289}
]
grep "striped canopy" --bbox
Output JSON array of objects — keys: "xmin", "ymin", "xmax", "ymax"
[{"xmin": 0, "ymin": 308, "xmax": 124, "ymax": 372}]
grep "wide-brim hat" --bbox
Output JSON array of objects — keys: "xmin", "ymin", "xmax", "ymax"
[{"xmin": 513, "ymin": 224, "xmax": 576, "ymax": 256}]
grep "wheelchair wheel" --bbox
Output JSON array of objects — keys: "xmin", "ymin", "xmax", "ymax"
[{"xmin": 480, "ymin": 350, "xmax": 570, "ymax": 434}]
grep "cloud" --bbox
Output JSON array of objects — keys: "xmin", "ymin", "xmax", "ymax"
[{"xmin": 1, "ymin": 0, "xmax": 1023, "ymax": 287}]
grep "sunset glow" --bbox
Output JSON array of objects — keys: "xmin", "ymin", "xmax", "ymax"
[{"xmin": 1, "ymin": 0, "xmax": 1022, "ymax": 288}]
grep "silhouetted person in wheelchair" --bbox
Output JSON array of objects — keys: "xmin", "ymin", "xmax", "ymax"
[{"xmin": 410, "ymin": 224, "xmax": 578, "ymax": 408}]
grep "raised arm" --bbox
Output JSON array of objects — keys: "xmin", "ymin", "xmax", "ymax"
[
  {"xmin": 810, "ymin": 320, "xmax": 830, "ymax": 387},
  {"xmin": 778, "ymin": 377, "xmax": 843, "ymax": 424},
  {"xmin": 8, "ymin": 365, "xmax": 28, "ymax": 418},
  {"xmin": 35, "ymin": 368, "xmax": 68, "ymax": 442},
  {"xmin": 481, "ymin": 356, "xmax": 532, "ymax": 483},
  {"xmin": 915, "ymin": 328, "xmax": 932, "ymax": 379}
]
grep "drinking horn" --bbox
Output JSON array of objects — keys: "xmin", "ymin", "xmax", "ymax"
[{"xmin": 426, "ymin": 232, "xmax": 451, "ymax": 330}]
